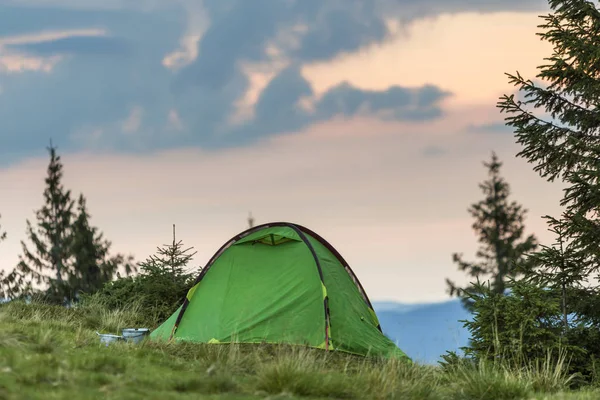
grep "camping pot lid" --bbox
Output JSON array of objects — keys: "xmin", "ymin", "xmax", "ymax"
[{"xmin": 122, "ymin": 328, "xmax": 150, "ymax": 333}]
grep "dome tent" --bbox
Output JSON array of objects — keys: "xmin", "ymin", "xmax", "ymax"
[{"xmin": 150, "ymin": 222, "xmax": 409, "ymax": 360}]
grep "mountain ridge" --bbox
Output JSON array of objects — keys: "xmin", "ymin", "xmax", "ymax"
[{"xmin": 372, "ymin": 299, "xmax": 472, "ymax": 364}]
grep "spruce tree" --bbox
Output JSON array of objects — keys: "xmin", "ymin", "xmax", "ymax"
[
  {"xmin": 69, "ymin": 194, "xmax": 136, "ymax": 300},
  {"xmin": 446, "ymin": 152, "xmax": 538, "ymax": 309},
  {"xmin": 139, "ymin": 224, "xmax": 197, "ymax": 279},
  {"xmin": 526, "ymin": 214, "xmax": 585, "ymax": 332},
  {"xmin": 16, "ymin": 142, "xmax": 75, "ymax": 304},
  {"xmin": 497, "ymin": 0, "xmax": 600, "ymax": 324}
]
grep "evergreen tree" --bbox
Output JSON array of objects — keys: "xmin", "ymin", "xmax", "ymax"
[
  {"xmin": 497, "ymin": 0, "xmax": 600, "ymax": 325},
  {"xmin": 69, "ymin": 194, "xmax": 136, "ymax": 300},
  {"xmin": 3, "ymin": 144, "xmax": 135, "ymax": 303},
  {"xmin": 526, "ymin": 215, "xmax": 585, "ymax": 333},
  {"xmin": 455, "ymin": 0, "xmax": 600, "ymax": 380},
  {"xmin": 139, "ymin": 224, "xmax": 197, "ymax": 279},
  {"xmin": 15, "ymin": 142, "xmax": 75, "ymax": 304},
  {"xmin": 461, "ymin": 277, "xmax": 567, "ymax": 364},
  {"xmin": 446, "ymin": 152, "xmax": 538, "ymax": 309}
]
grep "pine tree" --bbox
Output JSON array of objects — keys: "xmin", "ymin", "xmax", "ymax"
[
  {"xmin": 497, "ymin": 0, "xmax": 600, "ymax": 324},
  {"xmin": 458, "ymin": 0, "xmax": 600, "ymax": 379},
  {"xmin": 16, "ymin": 142, "xmax": 75, "ymax": 304},
  {"xmin": 525, "ymin": 214, "xmax": 585, "ymax": 332},
  {"xmin": 139, "ymin": 224, "xmax": 197, "ymax": 279},
  {"xmin": 446, "ymin": 152, "xmax": 538, "ymax": 309},
  {"xmin": 69, "ymin": 194, "xmax": 136, "ymax": 300},
  {"xmin": 7, "ymin": 144, "xmax": 135, "ymax": 304}
]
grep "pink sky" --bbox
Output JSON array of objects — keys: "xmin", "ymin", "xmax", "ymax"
[{"xmin": 0, "ymin": 10, "xmax": 565, "ymax": 303}]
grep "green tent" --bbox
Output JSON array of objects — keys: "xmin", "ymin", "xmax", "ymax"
[{"xmin": 150, "ymin": 222, "xmax": 409, "ymax": 360}]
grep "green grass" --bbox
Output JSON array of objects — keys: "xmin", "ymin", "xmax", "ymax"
[{"xmin": 0, "ymin": 300, "xmax": 597, "ymax": 399}]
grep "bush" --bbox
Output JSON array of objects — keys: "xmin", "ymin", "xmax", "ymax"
[{"xmin": 87, "ymin": 228, "xmax": 200, "ymax": 327}]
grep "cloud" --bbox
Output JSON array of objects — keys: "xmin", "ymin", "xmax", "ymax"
[
  {"xmin": 0, "ymin": 29, "xmax": 109, "ymax": 72},
  {"xmin": 303, "ymin": 11, "xmax": 554, "ymax": 107},
  {"xmin": 380, "ymin": 0, "xmax": 548, "ymax": 19},
  {"xmin": 7, "ymin": 35, "xmax": 131, "ymax": 56},
  {"xmin": 0, "ymin": 0, "xmax": 549, "ymax": 166},
  {"xmin": 222, "ymin": 66, "xmax": 450, "ymax": 147},
  {"xmin": 0, "ymin": 53, "xmax": 61, "ymax": 73},
  {"xmin": 0, "ymin": 5, "xmax": 128, "ymax": 37},
  {"xmin": 290, "ymin": 1, "xmax": 390, "ymax": 62},
  {"xmin": 0, "ymin": 4, "xmax": 185, "ymax": 164},
  {"xmin": 315, "ymin": 82, "xmax": 450, "ymax": 121},
  {"xmin": 158, "ymin": 0, "xmax": 456, "ymax": 149},
  {"xmin": 0, "ymin": 0, "xmax": 157, "ymax": 10},
  {"xmin": 0, "ymin": 29, "xmax": 107, "ymax": 46},
  {"xmin": 172, "ymin": 0, "xmax": 399, "ymax": 91},
  {"xmin": 251, "ymin": 66, "xmax": 314, "ymax": 133}
]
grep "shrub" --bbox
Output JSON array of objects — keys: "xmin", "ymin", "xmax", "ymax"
[{"xmin": 87, "ymin": 226, "xmax": 200, "ymax": 327}]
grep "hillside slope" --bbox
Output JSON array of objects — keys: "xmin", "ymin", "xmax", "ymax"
[{"xmin": 0, "ymin": 300, "xmax": 592, "ymax": 399}]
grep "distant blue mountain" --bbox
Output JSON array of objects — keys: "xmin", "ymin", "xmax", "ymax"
[{"xmin": 372, "ymin": 299, "xmax": 473, "ymax": 364}]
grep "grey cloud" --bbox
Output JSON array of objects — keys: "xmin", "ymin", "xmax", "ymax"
[
  {"xmin": 217, "ymin": 66, "xmax": 315, "ymax": 145},
  {"xmin": 1, "ymin": 0, "xmax": 155, "ymax": 10},
  {"xmin": 381, "ymin": 0, "xmax": 548, "ymax": 20},
  {"xmin": 0, "ymin": 5, "xmax": 133, "ymax": 37},
  {"xmin": 173, "ymin": 68, "xmax": 250, "ymax": 149},
  {"xmin": 0, "ymin": 5, "xmax": 184, "ymax": 162},
  {"xmin": 4, "ymin": 0, "xmax": 534, "ymax": 165},
  {"xmin": 316, "ymin": 83, "xmax": 450, "ymax": 121},
  {"xmin": 227, "ymin": 66, "xmax": 450, "ymax": 146},
  {"xmin": 253, "ymin": 66, "xmax": 314, "ymax": 132},
  {"xmin": 175, "ymin": 0, "xmax": 394, "ymax": 93},
  {"xmin": 6, "ymin": 0, "xmax": 549, "ymax": 13},
  {"xmin": 174, "ymin": 0, "xmax": 284, "ymax": 92},
  {"xmin": 7, "ymin": 35, "xmax": 131, "ymax": 56},
  {"xmin": 291, "ymin": 0, "xmax": 389, "ymax": 62}
]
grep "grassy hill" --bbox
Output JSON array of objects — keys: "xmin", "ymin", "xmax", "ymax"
[{"xmin": 0, "ymin": 300, "xmax": 598, "ymax": 399}]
